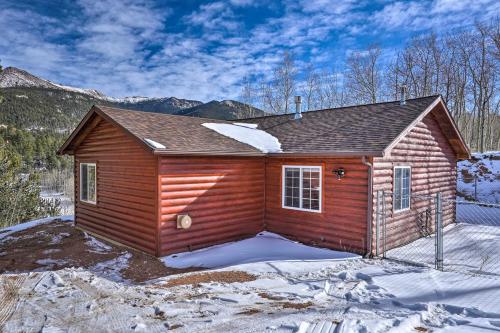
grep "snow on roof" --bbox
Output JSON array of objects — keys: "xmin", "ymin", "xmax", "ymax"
[
  {"xmin": 202, "ymin": 123, "xmax": 282, "ymax": 153},
  {"xmin": 162, "ymin": 231, "xmax": 360, "ymax": 269},
  {"xmin": 144, "ymin": 138, "xmax": 166, "ymax": 149}
]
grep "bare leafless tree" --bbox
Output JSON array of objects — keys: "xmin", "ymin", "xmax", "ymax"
[
  {"xmin": 345, "ymin": 45, "xmax": 382, "ymax": 104},
  {"xmin": 301, "ymin": 64, "xmax": 321, "ymax": 111},
  {"xmin": 318, "ymin": 68, "xmax": 347, "ymax": 108},
  {"xmin": 240, "ymin": 24, "xmax": 499, "ymax": 152},
  {"xmin": 239, "ymin": 76, "xmax": 259, "ymax": 117},
  {"xmin": 260, "ymin": 51, "xmax": 297, "ymax": 114}
]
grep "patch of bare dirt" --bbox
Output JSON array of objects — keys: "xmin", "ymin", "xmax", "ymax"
[
  {"xmin": 280, "ymin": 301, "xmax": 314, "ymax": 309},
  {"xmin": 414, "ymin": 327, "xmax": 428, "ymax": 332},
  {"xmin": 167, "ymin": 324, "xmax": 183, "ymax": 330},
  {"xmin": 164, "ymin": 271, "xmax": 257, "ymax": 287},
  {"xmin": 0, "ymin": 220, "xmax": 200, "ymax": 283},
  {"xmin": 258, "ymin": 292, "xmax": 285, "ymax": 301},
  {"xmin": 237, "ymin": 308, "xmax": 261, "ymax": 315},
  {"xmin": 460, "ymin": 168, "xmax": 474, "ymax": 182},
  {"xmin": 121, "ymin": 251, "xmax": 199, "ymax": 283}
]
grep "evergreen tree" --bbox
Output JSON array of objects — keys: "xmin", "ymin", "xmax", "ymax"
[{"xmin": 0, "ymin": 137, "xmax": 60, "ymax": 228}]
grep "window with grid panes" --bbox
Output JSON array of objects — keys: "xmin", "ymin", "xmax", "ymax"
[
  {"xmin": 394, "ymin": 166, "xmax": 411, "ymax": 211},
  {"xmin": 282, "ymin": 166, "xmax": 321, "ymax": 212}
]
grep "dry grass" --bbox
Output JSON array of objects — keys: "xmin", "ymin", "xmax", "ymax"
[{"xmin": 165, "ymin": 271, "xmax": 257, "ymax": 287}]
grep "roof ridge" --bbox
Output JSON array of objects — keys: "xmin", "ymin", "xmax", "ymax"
[{"xmin": 238, "ymin": 95, "xmax": 441, "ymax": 121}]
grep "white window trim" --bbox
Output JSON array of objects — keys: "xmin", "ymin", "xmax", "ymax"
[
  {"xmin": 80, "ymin": 162, "xmax": 97, "ymax": 205},
  {"xmin": 282, "ymin": 165, "xmax": 322, "ymax": 213},
  {"xmin": 393, "ymin": 165, "xmax": 411, "ymax": 212}
]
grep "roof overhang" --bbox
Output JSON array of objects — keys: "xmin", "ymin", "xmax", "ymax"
[
  {"xmin": 152, "ymin": 150, "xmax": 266, "ymax": 157},
  {"xmin": 60, "ymin": 97, "xmax": 470, "ymax": 160},
  {"xmin": 383, "ymin": 96, "xmax": 470, "ymax": 160},
  {"xmin": 267, "ymin": 151, "xmax": 383, "ymax": 158},
  {"xmin": 58, "ymin": 105, "xmax": 155, "ymax": 155}
]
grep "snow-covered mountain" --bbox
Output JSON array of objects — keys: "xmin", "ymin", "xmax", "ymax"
[
  {"xmin": 0, "ymin": 67, "xmax": 201, "ymax": 108},
  {"xmin": 0, "ymin": 67, "xmax": 110, "ymax": 100}
]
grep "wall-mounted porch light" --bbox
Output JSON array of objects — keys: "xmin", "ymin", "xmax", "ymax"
[{"xmin": 333, "ymin": 168, "xmax": 345, "ymax": 180}]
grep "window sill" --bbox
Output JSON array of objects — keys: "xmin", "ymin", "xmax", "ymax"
[
  {"xmin": 79, "ymin": 200, "xmax": 97, "ymax": 207},
  {"xmin": 393, "ymin": 207, "xmax": 411, "ymax": 215},
  {"xmin": 282, "ymin": 206, "xmax": 322, "ymax": 214}
]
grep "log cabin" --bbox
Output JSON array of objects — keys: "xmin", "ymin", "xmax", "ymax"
[{"xmin": 58, "ymin": 94, "xmax": 469, "ymax": 257}]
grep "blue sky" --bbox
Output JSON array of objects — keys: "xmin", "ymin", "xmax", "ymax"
[{"xmin": 0, "ymin": 0, "xmax": 498, "ymax": 101}]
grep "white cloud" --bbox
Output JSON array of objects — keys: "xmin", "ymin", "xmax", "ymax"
[
  {"xmin": 372, "ymin": 0, "xmax": 499, "ymax": 32},
  {"xmin": 184, "ymin": 1, "xmax": 240, "ymax": 31},
  {"xmin": 0, "ymin": 0, "xmax": 497, "ymax": 103}
]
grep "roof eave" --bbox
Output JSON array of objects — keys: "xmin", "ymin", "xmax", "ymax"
[
  {"xmin": 153, "ymin": 150, "xmax": 383, "ymax": 157},
  {"xmin": 58, "ymin": 105, "xmax": 155, "ymax": 156},
  {"xmin": 58, "ymin": 105, "xmax": 100, "ymax": 155},
  {"xmin": 267, "ymin": 151, "xmax": 384, "ymax": 157},
  {"xmin": 153, "ymin": 150, "xmax": 266, "ymax": 157}
]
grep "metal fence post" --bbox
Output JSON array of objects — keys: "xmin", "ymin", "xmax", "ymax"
[
  {"xmin": 382, "ymin": 190, "xmax": 387, "ymax": 258},
  {"xmin": 474, "ymin": 175, "xmax": 478, "ymax": 201},
  {"xmin": 435, "ymin": 192, "xmax": 444, "ymax": 271},
  {"xmin": 375, "ymin": 190, "xmax": 381, "ymax": 257}
]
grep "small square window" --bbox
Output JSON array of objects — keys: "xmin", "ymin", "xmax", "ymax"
[
  {"xmin": 80, "ymin": 163, "xmax": 96, "ymax": 204},
  {"xmin": 394, "ymin": 166, "xmax": 411, "ymax": 211},
  {"xmin": 282, "ymin": 166, "xmax": 321, "ymax": 212}
]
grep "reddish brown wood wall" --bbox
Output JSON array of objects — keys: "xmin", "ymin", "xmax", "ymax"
[
  {"xmin": 158, "ymin": 157, "xmax": 265, "ymax": 256},
  {"xmin": 265, "ymin": 157, "xmax": 369, "ymax": 254},
  {"xmin": 372, "ymin": 112, "xmax": 457, "ymax": 252},
  {"xmin": 74, "ymin": 117, "xmax": 158, "ymax": 254},
  {"xmin": 71, "ymin": 108, "xmax": 459, "ymax": 258}
]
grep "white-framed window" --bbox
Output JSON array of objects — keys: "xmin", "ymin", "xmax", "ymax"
[
  {"xmin": 282, "ymin": 165, "xmax": 322, "ymax": 213},
  {"xmin": 394, "ymin": 166, "xmax": 411, "ymax": 211},
  {"xmin": 80, "ymin": 162, "xmax": 97, "ymax": 204}
]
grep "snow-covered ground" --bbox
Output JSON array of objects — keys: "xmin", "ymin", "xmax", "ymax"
[
  {"xmin": 388, "ymin": 222, "xmax": 500, "ymax": 276},
  {"xmin": 0, "ymin": 215, "xmax": 73, "ymax": 240},
  {"xmin": 163, "ymin": 232, "xmax": 360, "ymax": 269},
  {"xmin": 2, "ymin": 219, "xmax": 500, "ymax": 332},
  {"xmin": 457, "ymin": 152, "xmax": 500, "ymax": 203}
]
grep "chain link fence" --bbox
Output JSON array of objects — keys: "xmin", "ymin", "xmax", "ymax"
[
  {"xmin": 39, "ymin": 168, "xmax": 74, "ymax": 215},
  {"xmin": 376, "ymin": 191, "xmax": 500, "ymax": 278},
  {"xmin": 457, "ymin": 173, "xmax": 500, "ymax": 203}
]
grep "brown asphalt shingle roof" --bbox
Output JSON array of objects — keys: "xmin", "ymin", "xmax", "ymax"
[
  {"xmin": 60, "ymin": 95, "xmax": 446, "ymax": 156},
  {"xmin": 239, "ymin": 95, "xmax": 440, "ymax": 155},
  {"xmin": 96, "ymin": 106, "xmax": 264, "ymax": 155}
]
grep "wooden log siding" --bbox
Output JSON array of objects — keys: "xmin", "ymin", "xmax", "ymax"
[
  {"xmin": 372, "ymin": 112, "xmax": 457, "ymax": 252},
  {"xmin": 265, "ymin": 157, "xmax": 370, "ymax": 254},
  {"xmin": 74, "ymin": 118, "xmax": 158, "ymax": 254},
  {"xmin": 158, "ymin": 157, "xmax": 265, "ymax": 256}
]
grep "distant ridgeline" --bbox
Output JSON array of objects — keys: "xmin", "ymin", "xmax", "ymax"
[{"xmin": 0, "ymin": 87, "xmax": 266, "ymax": 130}]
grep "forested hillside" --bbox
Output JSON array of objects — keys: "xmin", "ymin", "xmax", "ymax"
[
  {"xmin": 0, "ymin": 85, "xmax": 267, "ymax": 172},
  {"xmin": 0, "ymin": 87, "xmax": 103, "ymax": 129}
]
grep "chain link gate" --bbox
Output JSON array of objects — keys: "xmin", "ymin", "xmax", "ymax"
[
  {"xmin": 376, "ymin": 191, "xmax": 500, "ymax": 278},
  {"xmin": 375, "ymin": 191, "xmax": 444, "ymax": 270}
]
